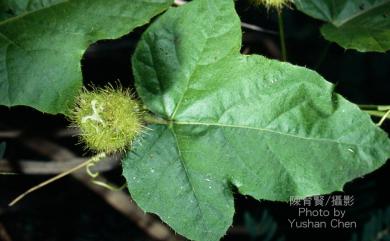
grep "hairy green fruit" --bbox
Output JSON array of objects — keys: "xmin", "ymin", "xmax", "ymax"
[{"xmin": 71, "ymin": 87, "xmax": 143, "ymax": 153}]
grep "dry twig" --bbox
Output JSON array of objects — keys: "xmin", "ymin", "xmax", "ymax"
[{"xmin": 0, "ymin": 223, "xmax": 12, "ymax": 241}]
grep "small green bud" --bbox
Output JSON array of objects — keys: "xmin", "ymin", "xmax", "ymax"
[{"xmin": 70, "ymin": 86, "xmax": 143, "ymax": 153}]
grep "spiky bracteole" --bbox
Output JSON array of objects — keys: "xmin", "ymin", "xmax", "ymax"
[
  {"xmin": 70, "ymin": 86, "xmax": 144, "ymax": 153},
  {"xmin": 250, "ymin": 0, "xmax": 290, "ymax": 10}
]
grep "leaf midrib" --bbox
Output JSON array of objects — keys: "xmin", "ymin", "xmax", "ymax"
[
  {"xmin": 170, "ymin": 127, "xmax": 209, "ymax": 234},
  {"xmin": 333, "ymin": 0, "xmax": 390, "ymax": 27},
  {"xmin": 173, "ymin": 120, "xmax": 374, "ymax": 148},
  {"xmin": 169, "ymin": 1, "xmax": 238, "ymax": 120}
]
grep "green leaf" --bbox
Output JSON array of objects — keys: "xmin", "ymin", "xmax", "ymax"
[
  {"xmin": 0, "ymin": 0, "xmax": 66, "ymax": 21},
  {"xmin": 294, "ymin": 0, "xmax": 390, "ymax": 52},
  {"xmin": 123, "ymin": 0, "xmax": 390, "ymax": 240},
  {"xmin": 0, "ymin": 0, "xmax": 173, "ymax": 114}
]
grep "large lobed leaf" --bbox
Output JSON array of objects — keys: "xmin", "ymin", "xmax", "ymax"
[
  {"xmin": 294, "ymin": 0, "xmax": 390, "ymax": 52},
  {"xmin": 0, "ymin": 0, "xmax": 173, "ymax": 114},
  {"xmin": 0, "ymin": 0, "xmax": 66, "ymax": 21},
  {"xmin": 123, "ymin": 0, "xmax": 390, "ymax": 240}
]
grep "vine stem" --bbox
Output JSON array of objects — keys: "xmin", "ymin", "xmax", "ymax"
[
  {"xmin": 363, "ymin": 110, "xmax": 390, "ymax": 125},
  {"xmin": 365, "ymin": 110, "xmax": 387, "ymax": 117},
  {"xmin": 358, "ymin": 104, "xmax": 390, "ymax": 111},
  {"xmin": 359, "ymin": 104, "xmax": 390, "ymax": 125},
  {"xmin": 377, "ymin": 109, "xmax": 390, "ymax": 127},
  {"xmin": 8, "ymin": 152, "xmax": 106, "ymax": 206},
  {"xmin": 277, "ymin": 9, "xmax": 287, "ymax": 61},
  {"xmin": 85, "ymin": 158, "xmax": 127, "ymax": 191}
]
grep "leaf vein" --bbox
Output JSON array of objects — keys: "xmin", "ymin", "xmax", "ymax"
[
  {"xmin": 170, "ymin": 127, "xmax": 208, "ymax": 232},
  {"xmin": 173, "ymin": 121, "xmax": 373, "ymax": 148}
]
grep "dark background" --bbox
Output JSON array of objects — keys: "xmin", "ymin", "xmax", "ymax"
[{"xmin": 1, "ymin": 1, "xmax": 390, "ymax": 241}]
